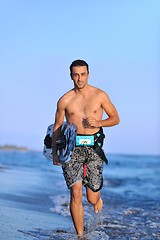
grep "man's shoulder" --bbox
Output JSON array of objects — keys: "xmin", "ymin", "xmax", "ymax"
[
  {"xmin": 58, "ymin": 89, "xmax": 75, "ymax": 103},
  {"xmin": 90, "ymin": 85, "xmax": 107, "ymax": 96}
]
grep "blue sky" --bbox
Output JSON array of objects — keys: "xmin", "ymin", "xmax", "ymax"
[{"xmin": 0, "ymin": 0, "xmax": 159, "ymax": 155}]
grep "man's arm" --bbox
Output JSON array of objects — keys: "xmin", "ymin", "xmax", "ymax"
[
  {"xmin": 86, "ymin": 91, "xmax": 120, "ymax": 128},
  {"xmin": 52, "ymin": 98, "xmax": 65, "ymax": 166}
]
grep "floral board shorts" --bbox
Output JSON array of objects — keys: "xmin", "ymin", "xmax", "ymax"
[{"xmin": 61, "ymin": 146, "xmax": 104, "ymax": 192}]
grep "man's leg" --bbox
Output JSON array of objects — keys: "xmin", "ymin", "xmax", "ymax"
[
  {"xmin": 86, "ymin": 188, "xmax": 103, "ymax": 213},
  {"xmin": 70, "ymin": 181, "xmax": 84, "ymax": 236}
]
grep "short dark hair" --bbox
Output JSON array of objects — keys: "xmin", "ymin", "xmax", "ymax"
[{"xmin": 70, "ymin": 59, "xmax": 89, "ymax": 75}]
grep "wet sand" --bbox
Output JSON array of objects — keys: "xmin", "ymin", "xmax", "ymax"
[
  {"xmin": 1, "ymin": 151, "xmax": 160, "ymax": 239},
  {"xmin": 0, "ymin": 166, "xmax": 72, "ymax": 240}
]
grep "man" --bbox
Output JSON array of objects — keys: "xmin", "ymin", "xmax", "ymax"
[{"xmin": 52, "ymin": 59, "xmax": 120, "ymax": 237}]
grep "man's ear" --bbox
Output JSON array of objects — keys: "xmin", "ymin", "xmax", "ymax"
[{"xmin": 70, "ymin": 74, "xmax": 73, "ymax": 80}]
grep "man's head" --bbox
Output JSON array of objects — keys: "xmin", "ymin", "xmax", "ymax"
[
  {"xmin": 70, "ymin": 59, "xmax": 89, "ymax": 76},
  {"xmin": 70, "ymin": 60, "xmax": 90, "ymax": 90}
]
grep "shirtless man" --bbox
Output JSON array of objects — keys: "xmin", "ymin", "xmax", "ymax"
[{"xmin": 52, "ymin": 59, "xmax": 120, "ymax": 237}]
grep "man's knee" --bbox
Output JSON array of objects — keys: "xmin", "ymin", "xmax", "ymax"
[
  {"xmin": 86, "ymin": 189, "xmax": 100, "ymax": 205},
  {"xmin": 70, "ymin": 182, "xmax": 83, "ymax": 203}
]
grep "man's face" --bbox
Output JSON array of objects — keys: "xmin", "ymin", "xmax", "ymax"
[{"xmin": 71, "ymin": 66, "xmax": 89, "ymax": 89}]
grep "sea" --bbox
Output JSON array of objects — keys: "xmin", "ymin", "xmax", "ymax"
[{"xmin": 0, "ymin": 150, "xmax": 160, "ymax": 240}]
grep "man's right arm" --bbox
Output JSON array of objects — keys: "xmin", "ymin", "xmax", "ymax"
[{"xmin": 52, "ymin": 98, "xmax": 65, "ymax": 166}]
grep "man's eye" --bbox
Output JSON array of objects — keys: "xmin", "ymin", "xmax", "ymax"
[
  {"xmin": 81, "ymin": 73, "xmax": 86, "ymax": 76},
  {"xmin": 73, "ymin": 74, "xmax": 78, "ymax": 77}
]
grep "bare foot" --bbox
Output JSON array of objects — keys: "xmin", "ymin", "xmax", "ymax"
[{"xmin": 94, "ymin": 198, "xmax": 103, "ymax": 214}]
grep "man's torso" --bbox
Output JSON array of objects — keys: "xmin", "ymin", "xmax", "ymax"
[{"xmin": 63, "ymin": 86, "xmax": 103, "ymax": 134}]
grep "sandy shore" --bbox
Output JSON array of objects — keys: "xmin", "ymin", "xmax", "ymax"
[
  {"xmin": 0, "ymin": 166, "xmax": 72, "ymax": 240},
  {"xmin": 1, "ymin": 152, "xmax": 160, "ymax": 239}
]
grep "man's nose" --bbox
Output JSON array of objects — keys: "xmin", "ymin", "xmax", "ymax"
[{"xmin": 78, "ymin": 74, "xmax": 82, "ymax": 80}]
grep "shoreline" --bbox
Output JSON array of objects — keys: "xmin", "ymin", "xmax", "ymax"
[
  {"xmin": 0, "ymin": 151, "xmax": 160, "ymax": 239},
  {"xmin": 0, "ymin": 165, "xmax": 73, "ymax": 240},
  {"xmin": 0, "ymin": 145, "xmax": 28, "ymax": 151}
]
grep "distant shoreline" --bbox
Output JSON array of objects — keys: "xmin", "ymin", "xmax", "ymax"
[{"xmin": 0, "ymin": 145, "xmax": 28, "ymax": 151}]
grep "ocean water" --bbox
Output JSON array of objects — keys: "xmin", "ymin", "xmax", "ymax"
[{"xmin": 0, "ymin": 151, "xmax": 160, "ymax": 240}]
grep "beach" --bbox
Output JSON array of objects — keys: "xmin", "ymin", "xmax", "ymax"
[
  {"xmin": 0, "ymin": 151, "xmax": 160, "ymax": 239},
  {"xmin": 0, "ymin": 151, "xmax": 73, "ymax": 240}
]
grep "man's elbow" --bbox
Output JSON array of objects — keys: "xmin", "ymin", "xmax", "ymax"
[{"xmin": 115, "ymin": 115, "xmax": 120, "ymax": 125}]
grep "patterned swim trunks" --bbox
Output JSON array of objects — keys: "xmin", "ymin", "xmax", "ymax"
[{"xmin": 61, "ymin": 146, "xmax": 104, "ymax": 192}]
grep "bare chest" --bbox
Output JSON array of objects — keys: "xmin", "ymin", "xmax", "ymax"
[
  {"xmin": 79, "ymin": 98, "xmax": 95, "ymax": 113},
  {"xmin": 66, "ymin": 95, "xmax": 102, "ymax": 116}
]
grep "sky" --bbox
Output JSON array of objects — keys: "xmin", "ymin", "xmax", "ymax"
[{"xmin": 0, "ymin": 0, "xmax": 160, "ymax": 155}]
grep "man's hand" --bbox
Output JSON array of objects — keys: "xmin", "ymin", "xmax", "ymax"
[
  {"xmin": 86, "ymin": 117, "xmax": 100, "ymax": 128},
  {"xmin": 53, "ymin": 154, "xmax": 60, "ymax": 166}
]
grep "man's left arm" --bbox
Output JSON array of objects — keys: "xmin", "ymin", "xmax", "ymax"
[{"xmin": 86, "ymin": 91, "xmax": 120, "ymax": 128}]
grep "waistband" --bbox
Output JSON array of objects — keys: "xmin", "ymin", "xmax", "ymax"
[
  {"xmin": 77, "ymin": 128, "xmax": 102, "ymax": 137},
  {"xmin": 75, "ymin": 128, "xmax": 104, "ymax": 147}
]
